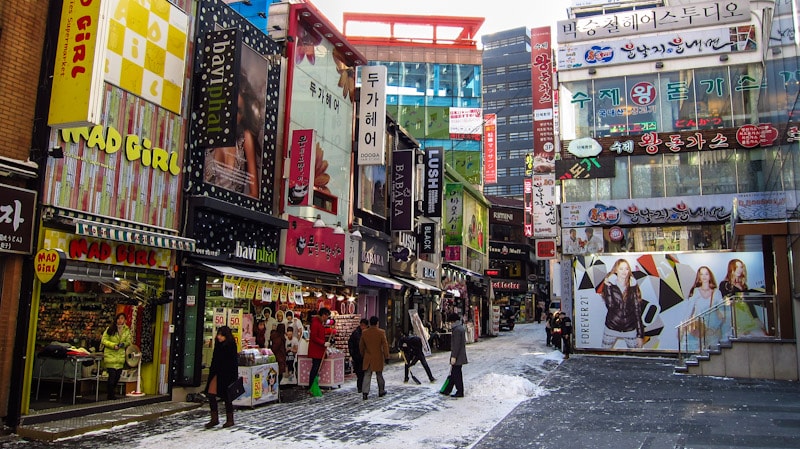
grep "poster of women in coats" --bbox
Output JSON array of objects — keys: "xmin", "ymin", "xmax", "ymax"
[{"xmin": 572, "ymin": 252, "xmax": 765, "ymax": 352}]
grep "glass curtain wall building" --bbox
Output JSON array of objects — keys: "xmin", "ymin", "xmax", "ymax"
[
  {"xmin": 481, "ymin": 27, "xmax": 534, "ymax": 198},
  {"xmin": 344, "ymin": 14, "xmax": 485, "ymax": 186}
]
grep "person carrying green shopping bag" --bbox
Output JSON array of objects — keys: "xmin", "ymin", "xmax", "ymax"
[{"xmin": 307, "ymin": 308, "xmax": 331, "ymax": 396}]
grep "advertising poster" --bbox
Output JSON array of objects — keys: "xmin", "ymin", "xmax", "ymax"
[
  {"xmin": 287, "ymin": 129, "xmax": 314, "ymax": 206},
  {"xmin": 449, "ymin": 107, "xmax": 483, "ymax": 140},
  {"xmin": 444, "ymin": 183, "xmax": 464, "ymax": 246},
  {"xmin": 203, "ymin": 42, "xmax": 267, "ymax": 199},
  {"xmin": 573, "ymin": 251, "xmax": 766, "ymax": 352},
  {"xmin": 562, "ymin": 227, "xmax": 605, "ymax": 255}
]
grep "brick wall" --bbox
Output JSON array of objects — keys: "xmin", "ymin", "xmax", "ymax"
[{"xmin": 0, "ymin": 0, "xmax": 50, "ymax": 422}]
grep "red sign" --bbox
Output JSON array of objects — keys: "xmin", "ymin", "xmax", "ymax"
[
  {"xmin": 535, "ymin": 239, "xmax": 557, "ymax": 259},
  {"xmin": 530, "ymin": 27, "xmax": 555, "ymax": 172},
  {"xmin": 283, "ymin": 215, "xmax": 345, "ymax": 274},
  {"xmin": 484, "ymin": 269, "xmax": 501, "ymax": 277},
  {"xmin": 287, "ymin": 129, "xmax": 313, "ymax": 206},
  {"xmin": 484, "ymin": 114, "xmax": 497, "ymax": 184}
]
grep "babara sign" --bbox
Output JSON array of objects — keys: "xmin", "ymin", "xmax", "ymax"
[
  {"xmin": 59, "ymin": 125, "xmax": 182, "ymax": 176},
  {"xmin": 34, "ymin": 249, "xmax": 67, "ymax": 285}
]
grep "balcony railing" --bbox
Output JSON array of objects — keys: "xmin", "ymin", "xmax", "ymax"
[{"xmin": 677, "ymin": 293, "xmax": 777, "ymax": 361}]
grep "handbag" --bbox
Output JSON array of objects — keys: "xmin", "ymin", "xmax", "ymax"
[{"xmin": 227, "ymin": 376, "xmax": 245, "ymax": 400}]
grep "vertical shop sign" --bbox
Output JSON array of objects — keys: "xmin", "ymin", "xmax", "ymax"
[
  {"xmin": 48, "ymin": 0, "xmax": 108, "ymax": 127},
  {"xmin": 532, "ymin": 174, "xmax": 558, "ymax": 237},
  {"xmin": 358, "ymin": 66, "xmax": 387, "ymax": 165},
  {"xmin": 444, "ymin": 183, "xmax": 464, "ymax": 245},
  {"xmin": 287, "ymin": 129, "xmax": 314, "ymax": 206},
  {"xmin": 423, "ymin": 147, "xmax": 443, "ymax": 217},
  {"xmin": 484, "ymin": 114, "xmax": 497, "ymax": 184},
  {"xmin": 523, "ymin": 178, "xmax": 533, "ymax": 237},
  {"xmin": 0, "ymin": 184, "xmax": 37, "ymax": 254},
  {"xmin": 391, "ymin": 150, "xmax": 414, "ymax": 231},
  {"xmin": 194, "ymin": 29, "xmax": 241, "ymax": 147},
  {"xmin": 531, "ymin": 27, "xmax": 556, "ymax": 174},
  {"xmin": 419, "ymin": 223, "xmax": 436, "ymax": 254}
]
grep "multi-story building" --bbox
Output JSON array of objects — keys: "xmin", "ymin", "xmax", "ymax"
[
  {"xmin": 556, "ymin": 0, "xmax": 799, "ymax": 378},
  {"xmin": 345, "ymin": 14, "xmax": 491, "ymax": 337},
  {"xmin": 0, "ymin": 0, "xmax": 50, "ymax": 429},
  {"xmin": 482, "ymin": 27, "xmax": 534, "ymax": 199}
]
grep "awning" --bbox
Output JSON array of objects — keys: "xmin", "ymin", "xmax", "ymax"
[
  {"xmin": 395, "ymin": 277, "xmax": 441, "ymax": 293},
  {"xmin": 202, "ymin": 263, "xmax": 301, "ymax": 286},
  {"xmin": 358, "ymin": 273, "xmax": 403, "ymax": 290},
  {"xmin": 75, "ymin": 218, "xmax": 196, "ymax": 252}
]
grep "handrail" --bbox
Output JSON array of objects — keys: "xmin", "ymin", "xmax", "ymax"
[{"xmin": 677, "ymin": 294, "xmax": 776, "ymax": 361}]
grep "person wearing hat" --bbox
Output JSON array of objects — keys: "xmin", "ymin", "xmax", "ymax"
[{"xmin": 440, "ymin": 312, "xmax": 468, "ymax": 398}]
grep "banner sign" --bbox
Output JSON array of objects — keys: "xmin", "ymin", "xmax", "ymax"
[
  {"xmin": 523, "ymin": 178, "xmax": 533, "ymax": 237},
  {"xmin": 444, "ymin": 183, "xmax": 464, "ymax": 245},
  {"xmin": 557, "ymin": 0, "xmax": 749, "ymax": 43},
  {"xmin": 194, "ymin": 29, "xmax": 241, "ymax": 148},
  {"xmin": 560, "ymin": 123, "xmax": 798, "ymax": 157},
  {"xmin": 48, "ymin": 0, "xmax": 108, "ymax": 127},
  {"xmin": 574, "ymin": 251, "xmax": 766, "ymax": 352},
  {"xmin": 0, "ymin": 184, "xmax": 37, "ymax": 254},
  {"xmin": 532, "ymin": 174, "xmax": 557, "ymax": 237},
  {"xmin": 555, "ymin": 156, "xmax": 616, "ymax": 180},
  {"xmin": 419, "ymin": 223, "xmax": 437, "ymax": 254},
  {"xmin": 358, "ymin": 65, "xmax": 388, "ymax": 165},
  {"xmin": 423, "ymin": 147, "xmax": 443, "ymax": 218},
  {"xmin": 531, "ymin": 27, "xmax": 556, "ymax": 174},
  {"xmin": 489, "ymin": 241, "xmax": 529, "ymax": 261},
  {"xmin": 558, "ymin": 25, "xmax": 758, "ymax": 71},
  {"xmin": 391, "ymin": 150, "xmax": 415, "ymax": 231},
  {"xmin": 282, "ymin": 215, "xmax": 345, "ymax": 274},
  {"xmin": 449, "ymin": 108, "xmax": 483, "ymax": 140},
  {"xmin": 484, "ymin": 114, "xmax": 497, "ymax": 184},
  {"xmin": 561, "ymin": 191, "xmax": 796, "ymax": 227},
  {"xmin": 287, "ymin": 129, "xmax": 314, "ymax": 206}
]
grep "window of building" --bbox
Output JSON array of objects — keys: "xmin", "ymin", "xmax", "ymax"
[
  {"xmin": 508, "ymin": 114, "xmax": 533, "ymax": 124},
  {"xmin": 630, "ymin": 154, "xmax": 665, "ymax": 198},
  {"xmin": 699, "ymin": 149, "xmax": 737, "ymax": 195},
  {"xmin": 664, "ymin": 152, "xmax": 700, "ymax": 196}
]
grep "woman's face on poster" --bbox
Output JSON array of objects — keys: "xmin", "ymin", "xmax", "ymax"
[
  {"xmin": 733, "ymin": 261, "xmax": 744, "ymax": 277},
  {"xmin": 615, "ymin": 261, "xmax": 630, "ymax": 280},
  {"xmin": 699, "ymin": 267, "xmax": 711, "ymax": 284}
]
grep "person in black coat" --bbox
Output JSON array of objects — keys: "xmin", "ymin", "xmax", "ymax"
[
  {"xmin": 205, "ymin": 326, "xmax": 239, "ymax": 429},
  {"xmin": 348, "ymin": 318, "xmax": 368, "ymax": 393},
  {"xmin": 399, "ymin": 333, "xmax": 436, "ymax": 383},
  {"xmin": 560, "ymin": 314, "xmax": 573, "ymax": 359}
]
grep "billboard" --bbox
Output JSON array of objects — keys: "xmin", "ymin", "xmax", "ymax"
[{"xmin": 573, "ymin": 251, "xmax": 766, "ymax": 352}]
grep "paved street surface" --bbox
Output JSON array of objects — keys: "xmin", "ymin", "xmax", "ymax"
[{"xmin": 3, "ymin": 322, "xmax": 800, "ymax": 448}]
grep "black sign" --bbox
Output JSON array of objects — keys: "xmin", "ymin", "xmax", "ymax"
[
  {"xmin": 488, "ymin": 241, "xmax": 529, "ymax": 261},
  {"xmin": 193, "ymin": 29, "xmax": 241, "ymax": 148},
  {"xmin": 423, "ymin": 147, "xmax": 443, "ymax": 217},
  {"xmin": 419, "ymin": 223, "xmax": 436, "ymax": 254},
  {"xmin": 0, "ymin": 184, "xmax": 37, "ymax": 254},
  {"xmin": 555, "ymin": 156, "xmax": 615, "ymax": 180},
  {"xmin": 391, "ymin": 150, "xmax": 414, "ymax": 231}
]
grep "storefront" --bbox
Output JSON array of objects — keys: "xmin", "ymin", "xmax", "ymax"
[{"xmin": 27, "ymin": 207, "xmax": 194, "ymax": 410}]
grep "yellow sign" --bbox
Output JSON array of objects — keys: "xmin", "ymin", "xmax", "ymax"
[
  {"xmin": 48, "ymin": 0, "xmax": 109, "ymax": 127},
  {"xmin": 34, "ymin": 249, "xmax": 66, "ymax": 285}
]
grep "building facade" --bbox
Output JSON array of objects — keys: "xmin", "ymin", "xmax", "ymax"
[{"xmin": 556, "ymin": 0, "xmax": 799, "ymax": 371}]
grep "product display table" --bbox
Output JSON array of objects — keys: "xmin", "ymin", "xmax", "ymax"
[
  {"xmin": 35, "ymin": 353, "xmax": 103, "ymax": 405},
  {"xmin": 297, "ymin": 353, "xmax": 345, "ymax": 388},
  {"xmin": 233, "ymin": 362, "xmax": 280, "ymax": 407}
]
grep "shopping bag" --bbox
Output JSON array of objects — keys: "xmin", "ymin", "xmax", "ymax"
[
  {"xmin": 227, "ymin": 377, "xmax": 245, "ymax": 400},
  {"xmin": 439, "ymin": 376, "xmax": 451, "ymax": 394},
  {"xmin": 309, "ymin": 376, "xmax": 323, "ymax": 397}
]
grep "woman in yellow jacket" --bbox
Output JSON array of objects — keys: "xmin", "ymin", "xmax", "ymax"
[{"xmin": 101, "ymin": 312, "xmax": 132, "ymax": 400}]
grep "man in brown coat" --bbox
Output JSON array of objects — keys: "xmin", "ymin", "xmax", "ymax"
[{"xmin": 359, "ymin": 316, "xmax": 389, "ymax": 400}]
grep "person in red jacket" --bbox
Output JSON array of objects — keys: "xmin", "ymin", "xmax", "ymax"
[{"xmin": 307, "ymin": 307, "xmax": 331, "ymax": 394}]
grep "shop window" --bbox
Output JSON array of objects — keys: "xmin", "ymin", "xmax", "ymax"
[
  {"xmin": 313, "ymin": 189, "xmax": 338, "ymax": 214},
  {"xmin": 664, "ymin": 153, "xmax": 700, "ymax": 196},
  {"xmin": 699, "ymin": 149, "xmax": 738, "ymax": 195}
]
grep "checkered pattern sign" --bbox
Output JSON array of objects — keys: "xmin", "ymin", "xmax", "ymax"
[{"xmin": 104, "ymin": 0, "xmax": 188, "ymax": 114}]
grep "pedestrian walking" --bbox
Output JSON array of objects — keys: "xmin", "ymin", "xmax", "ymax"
[
  {"xmin": 307, "ymin": 308, "xmax": 331, "ymax": 395},
  {"xmin": 440, "ymin": 312, "xmax": 468, "ymax": 398},
  {"xmin": 101, "ymin": 312, "xmax": 132, "ymax": 400},
  {"xmin": 204, "ymin": 326, "xmax": 238, "ymax": 429},
  {"xmin": 399, "ymin": 332, "xmax": 436, "ymax": 383},
  {"xmin": 544, "ymin": 312, "xmax": 553, "ymax": 346},
  {"xmin": 560, "ymin": 313, "xmax": 573, "ymax": 359},
  {"xmin": 348, "ymin": 318, "xmax": 368, "ymax": 393},
  {"xmin": 551, "ymin": 311, "xmax": 563, "ymax": 351},
  {"xmin": 359, "ymin": 316, "xmax": 389, "ymax": 400}
]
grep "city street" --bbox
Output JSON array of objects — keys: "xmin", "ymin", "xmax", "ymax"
[
  {"xmin": 4, "ymin": 323, "xmax": 800, "ymax": 449},
  {"xmin": 2, "ymin": 323, "xmax": 559, "ymax": 449}
]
